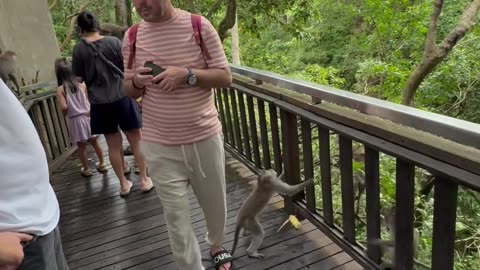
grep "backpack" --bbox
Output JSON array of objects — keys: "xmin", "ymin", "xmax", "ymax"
[{"xmin": 126, "ymin": 14, "xmax": 211, "ymax": 70}]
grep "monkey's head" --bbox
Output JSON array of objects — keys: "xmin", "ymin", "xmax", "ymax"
[
  {"xmin": 381, "ymin": 206, "xmax": 396, "ymax": 232},
  {"xmin": 2, "ymin": 50, "xmax": 16, "ymax": 60},
  {"xmin": 2, "ymin": 51, "xmax": 17, "ymax": 61},
  {"xmin": 258, "ymin": 169, "xmax": 283, "ymax": 188}
]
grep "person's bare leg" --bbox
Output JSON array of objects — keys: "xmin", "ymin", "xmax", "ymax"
[
  {"xmin": 89, "ymin": 137, "xmax": 108, "ymax": 172},
  {"xmin": 78, "ymin": 142, "xmax": 92, "ymax": 177},
  {"xmin": 124, "ymin": 128, "xmax": 149, "ymax": 187},
  {"xmin": 105, "ymin": 132, "xmax": 132, "ymax": 192},
  {"xmin": 77, "ymin": 142, "xmax": 89, "ymax": 169},
  {"xmin": 89, "ymin": 137, "xmax": 104, "ymax": 165}
]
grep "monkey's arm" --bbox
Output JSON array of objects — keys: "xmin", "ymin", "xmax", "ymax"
[
  {"xmin": 56, "ymin": 87, "xmax": 67, "ymax": 115},
  {"xmin": 274, "ymin": 178, "xmax": 314, "ymax": 196},
  {"xmin": 8, "ymin": 74, "xmax": 20, "ymax": 94}
]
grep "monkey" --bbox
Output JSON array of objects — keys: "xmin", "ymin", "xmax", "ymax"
[
  {"xmin": 368, "ymin": 206, "xmax": 420, "ymax": 270},
  {"xmin": 99, "ymin": 23, "xmax": 129, "ymax": 41},
  {"xmin": 230, "ymin": 169, "xmax": 314, "ymax": 259},
  {"xmin": 0, "ymin": 50, "xmax": 20, "ymax": 95}
]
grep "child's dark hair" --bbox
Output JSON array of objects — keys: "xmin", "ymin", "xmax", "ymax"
[
  {"xmin": 55, "ymin": 57, "xmax": 79, "ymax": 94},
  {"xmin": 76, "ymin": 11, "xmax": 99, "ymax": 33}
]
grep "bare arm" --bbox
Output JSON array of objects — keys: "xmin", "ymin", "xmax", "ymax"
[
  {"xmin": 79, "ymin": 83, "xmax": 90, "ymax": 116},
  {"xmin": 56, "ymin": 86, "xmax": 67, "ymax": 115},
  {"xmin": 124, "ymin": 78, "xmax": 145, "ymax": 100},
  {"xmin": 190, "ymin": 66, "xmax": 232, "ymax": 89}
]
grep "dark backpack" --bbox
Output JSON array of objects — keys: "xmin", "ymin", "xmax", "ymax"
[{"xmin": 126, "ymin": 14, "xmax": 211, "ymax": 69}]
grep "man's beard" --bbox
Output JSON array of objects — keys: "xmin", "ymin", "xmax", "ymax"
[{"xmin": 140, "ymin": 1, "xmax": 168, "ymax": 21}]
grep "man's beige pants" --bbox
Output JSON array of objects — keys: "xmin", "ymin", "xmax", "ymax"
[{"xmin": 141, "ymin": 133, "xmax": 227, "ymax": 270}]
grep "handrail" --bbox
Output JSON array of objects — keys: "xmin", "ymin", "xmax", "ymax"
[
  {"xmin": 20, "ymin": 81, "xmax": 57, "ymax": 94},
  {"xmin": 229, "ymin": 64, "xmax": 480, "ymax": 150}
]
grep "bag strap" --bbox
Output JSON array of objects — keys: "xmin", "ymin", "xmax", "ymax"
[
  {"xmin": 81, "ymin": 39, "xmax": 124, "ymax": 78},
  {"xmin": 126, "ymin": 14, "xmax": 211, "ymax": 70},
  {"xmin": 127, "ymin": 23, "xmax": 140, "ymax": 70},
  {"xmin": 191, "ymin": 14, "xmax": 211, "ymax": 68}
]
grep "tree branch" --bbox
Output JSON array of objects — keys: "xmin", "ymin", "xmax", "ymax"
[
  {"xmin": 206, "ymin": 0, "xmax": 224, "ymax": 20},
  {"xmin": 59, "ymin": 0, "xmax": 92, "ymax": 52},
  {"xmin": 439, "ymin": 0, "xmax": 480, "ymax": 53},
  {"xmin": 424, "ymin": 0, "xmax": 443, "ymax": 54},
  {"xmin": 401, "ymin": 0, "xmax": 480, "ymax": 106},
  {"xmin": 217, "ymin": 0, "xmax": 237, "ymax": 42},
  {"xmin": 49, "ymin": 0, "xmax": 58, "ymax": 11}
]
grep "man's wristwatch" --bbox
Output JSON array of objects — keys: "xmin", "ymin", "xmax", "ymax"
[{"xmin": 186, "ymin": 68, "xmax": 197, "ymax": 86}]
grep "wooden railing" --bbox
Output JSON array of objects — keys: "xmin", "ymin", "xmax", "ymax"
[
  {"xmin": 217, "ymin": 64, "xmax": 480, "ymax": 270},
  {"xmin": 18, "ymin": 81, "xmax": 75, "ymax": 171}
]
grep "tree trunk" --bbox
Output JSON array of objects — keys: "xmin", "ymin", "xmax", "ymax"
[
  {"xmin": 187, "ymin": 0, "xmax": 197, "ymax": 14},
  {"xmin": 218, "ymin": 0, "xmax": 237, "ymax": 42},
  {"xmin": 59, "ymin": 1, "xmax": 92, "ymax": 52},
  {"xmin": 115, "ymin": 0, "xmax": 129, "ymax": 27},
  {"xmin": 126, "ymin": 0, "xmax": 133, "ymax": 26},
  {"xmin": 402, "ymin": 54, "xmax": 444, "ymax": 106},
  {"xmin": 231, "ymin": 11, "xmax": 240, "ymax": 64},
  {"xmin": 49, "ymin": 0, "xmax": 58, "ymax": 11},
  {"xmin": 401, "ymin": 0, "xmax": 480, "ymax": 106}
]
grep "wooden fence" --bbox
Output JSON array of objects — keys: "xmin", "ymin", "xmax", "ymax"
[
  {"xmin": 217, "ymin": 64, "xmax": 480, "ymax": 270},
  {"xmin": 18, "ymin": 81, "xmax": 75, "ymax": 172}
]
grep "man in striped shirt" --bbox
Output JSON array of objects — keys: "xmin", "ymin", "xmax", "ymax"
[{"xmin": 123, "ymin": 1, "xmax": 233, "ymax": 270}]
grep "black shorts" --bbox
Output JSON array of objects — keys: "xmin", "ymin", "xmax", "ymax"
[{"xmin": 90, "ymin": 96, "xmax": 142, "ymax": 135}]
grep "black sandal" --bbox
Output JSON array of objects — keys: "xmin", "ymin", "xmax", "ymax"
[{"xmin": 210, "ymin": 247, "xmax": 234, "ymax": 270}]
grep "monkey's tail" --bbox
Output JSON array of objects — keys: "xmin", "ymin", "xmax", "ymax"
[{"xmin": 230, "ymin": 225, "xmax": 242, "ymax": 256}]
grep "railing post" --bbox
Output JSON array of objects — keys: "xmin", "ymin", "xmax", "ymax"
[
  {"xmin": 318, "ymin": 126, "xmax": 334, "ymax": 226},
  {"xmin": 269, "ymin": 104, "xmax": 282, "ymax": 174},
  {"xmin": 431, "ymin": 177, "xmax": 458, "ymax": 270},
  {"xmin": 280, "ymin": 109, "xmax": 301, "ymax": 214},
  {"xmin": 395, "ymin": 159, "xmax": 415, "ymax": 270},
  {"xmin": 339, "ymin": 135, "xmax": 356, "ymax": 243},
  {"xmin": 365, "ymin": 147, "xmax": 381, "ymax": 263}
]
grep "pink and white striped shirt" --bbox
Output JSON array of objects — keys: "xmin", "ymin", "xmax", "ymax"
[{"xmin": 122, "ymin": 9, "xmax": 228, "ymax": 145}]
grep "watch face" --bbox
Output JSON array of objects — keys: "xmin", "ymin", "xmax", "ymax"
[{"xmin": 188, "ymin": 75, "xmax": 197, "ymax": 85}]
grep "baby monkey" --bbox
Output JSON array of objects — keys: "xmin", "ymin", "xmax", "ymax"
[{"xmin": 231, "ymin": 169, "xmax": 314, "ymax": 259}]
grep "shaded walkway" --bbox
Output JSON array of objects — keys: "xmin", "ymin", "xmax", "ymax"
[{"xmin": 50, "ymin": 141, "xmax": 363, "ymax": 270}]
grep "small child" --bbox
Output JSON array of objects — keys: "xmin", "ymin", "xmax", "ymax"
[{"xmin": 54, "ymin": 57, "xmax": 107, "ymax": 176}]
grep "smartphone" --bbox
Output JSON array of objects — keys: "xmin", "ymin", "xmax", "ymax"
[{"xmin": 143, "ymin": 61, "xmax": 165, "ymax": 77}]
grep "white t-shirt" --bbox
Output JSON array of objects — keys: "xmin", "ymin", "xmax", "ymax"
[{"xmin": 0, "ymin": 79, "xmax": 60, "ymax": 236}]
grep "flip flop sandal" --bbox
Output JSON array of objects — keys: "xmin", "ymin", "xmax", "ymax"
[
  {"xmin": 120, "ymin": 180, "xmax": 133, "ymax": 197},
  {"xmin": 139, "ymin": 177, "xmax": 155, "ymax": 193},
  {"xmin": 210, "ymin": 247, "xmax": 234, "ymax": 270},
  {"xmin": 81, "ymin": 167, "xmax": 93, "ymax": 177},
  {"xmin": 96, "ymin": 162, "xmax": 108, "ymax": 173}
]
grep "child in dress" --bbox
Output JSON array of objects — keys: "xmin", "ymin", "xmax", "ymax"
[{"xmin": 54, "ymin": 57, "xmax": 107, "ymax": 176}]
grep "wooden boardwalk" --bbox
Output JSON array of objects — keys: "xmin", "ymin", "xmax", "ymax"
[{"xmin": 50, "ymin": 143, "xmax": 363, "ymax": 270}]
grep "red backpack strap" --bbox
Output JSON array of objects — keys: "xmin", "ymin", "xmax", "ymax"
[
  {"xmin": 191, "ymin": 14, "xmax": 211, "ymax": 67},
  {"xmin": 127, "ymin": 23, "xmax": 140, "ymax": 70}
]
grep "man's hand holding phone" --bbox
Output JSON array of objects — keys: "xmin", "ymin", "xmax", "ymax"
[
  {"xmin": 132, "ymin": 65, "xmax": 153, "ymax": 90},
  {"xmin": 132, "ymin": 61, "xmax": 167, "ymax": 89},
  {"xmin": 133, "ymin": 61, "xmax": 187, "ymax": 93}
]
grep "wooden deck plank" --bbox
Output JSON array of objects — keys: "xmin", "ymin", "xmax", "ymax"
[
  {"xmin": 52, "ymin": 140, "xmax": 361, "ymax": 270},
  {"xmin": 332, "ymin": 261, "xmax": 365, "ymax": 270}
]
